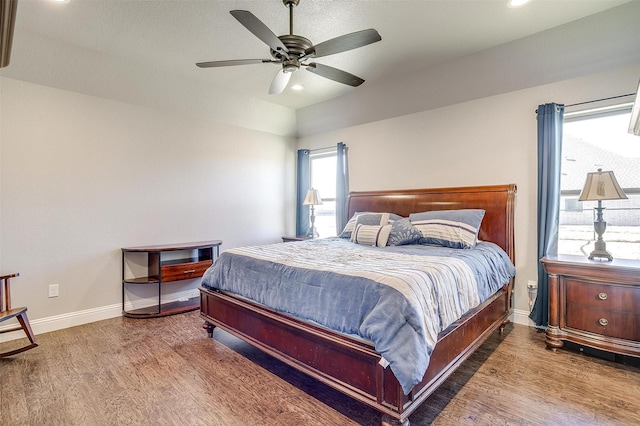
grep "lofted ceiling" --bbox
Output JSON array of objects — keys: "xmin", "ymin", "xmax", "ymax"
[{"xmin": 1, "ymin": 0, "xmax": 632, "ymax": 113}]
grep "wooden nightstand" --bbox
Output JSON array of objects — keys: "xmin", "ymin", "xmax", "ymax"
[
  {"xmin": 281, "ymin": 235, "xmax": 313, "ymax": 242},
  {"xmin": 541, "ymin": 254, "xmax": 640, "ymax": 357}
]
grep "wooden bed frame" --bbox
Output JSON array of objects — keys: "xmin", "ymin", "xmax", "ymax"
[{"xmin": 200, "ymin": 184, "xmax": 516, "ymax": 425}]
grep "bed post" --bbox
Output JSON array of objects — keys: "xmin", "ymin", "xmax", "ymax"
[
  {"xmin": 202, "ymin": 321, "xmax": 215, "ymax": 338},
  {"xmin": 381, "ymin": 414, "xmax": 410, "ymax": 426}
]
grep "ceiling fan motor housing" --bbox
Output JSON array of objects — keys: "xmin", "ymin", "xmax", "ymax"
[{"xmin": 271, "ymin": 34, "xmax": 312, "ymax": 61}]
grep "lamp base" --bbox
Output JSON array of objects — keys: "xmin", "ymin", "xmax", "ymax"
[
  {"xmin": 306, "ymin": 227, "xmax": 319, "ymax": 238},
  {"xmin": 589, "ymin": 216, "xmax": 613, "ymax": 261},
  {"xmin": 307, "ymin": 210, "xmax": 319, "ymax": 238},
  {"xmin": 588, "ymin": 248, "xmax": 613, "ymax": 261}
]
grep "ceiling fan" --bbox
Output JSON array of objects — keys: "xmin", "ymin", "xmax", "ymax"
[{"xmin": 196, "ymin": 0, "xmax": 382, "ymax": 94}]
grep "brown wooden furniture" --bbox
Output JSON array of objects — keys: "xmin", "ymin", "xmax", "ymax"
[
  {"xmin": 0, "ymin": 273, "xmax": 38, "ymax": 357},
  {"xmin": 122, "ymin": 240, "xmax": 221, "ymax": 318},
  {"xmin": 281, "ymin": 235, "xmax": 313, "ymax": 242},
  {"xmin": 541, "ymin": 254, "xmax": 640, "ymax": 357},
  {"xmin": 200, "ymin": 184, "xmax": 516, "ymax": 426}
]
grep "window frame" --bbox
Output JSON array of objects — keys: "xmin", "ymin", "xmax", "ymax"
[
  {"xmin": 559, "ymin": 103, "xmax": 640, "ymax": 260},
  {"xmin": 309, "ymin": 149, "xmax": 338, "ymax": 237}
]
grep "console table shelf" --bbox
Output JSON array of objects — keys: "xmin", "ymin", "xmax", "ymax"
[{"xmin": 122, "ymin": 240, "xmax": 221, "ymax": 318}]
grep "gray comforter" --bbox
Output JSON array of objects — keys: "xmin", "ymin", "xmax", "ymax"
[{"xmin": 201, "ymin": 237, "xmax": 515, "ymax": 394}]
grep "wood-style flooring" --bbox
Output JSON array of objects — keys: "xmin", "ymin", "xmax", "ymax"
[{"xmin": 1, "ymin": 311, "xmax": 639, "ymax": 426}]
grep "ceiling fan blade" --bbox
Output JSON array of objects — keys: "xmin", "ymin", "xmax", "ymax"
[
  {"xmin": 304, "ymin": 29, "xmax": 381, "ymax": 58},
  {"xmin": 306, "ymin": 63, "xmax": 364, "ymax": 87},
  {"xmin": 196, "ymin": 59, "xmax": 276, "ymax": 68},
  {"xmin": 230, "ymin": 10, "xmax": 289, "ymax": 57},
  {"xmin": 269, "ymin": 69, "xmax": 292, "ymax": 94}
]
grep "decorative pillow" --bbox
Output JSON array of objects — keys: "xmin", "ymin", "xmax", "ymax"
[
  {"xmin": 351, "ymin": 224, "xmax": 392, "ymax": 247},
  {"xmin": 409, "ymin": 209, "xmax": 485, "ymax": 249},
  {"xmin": 339, "ymin": 212, "xmax": 397, "ymax": 238},
  {"xmin": 386, "ymin": 217, "xmax": 423, "ymax": 246}
]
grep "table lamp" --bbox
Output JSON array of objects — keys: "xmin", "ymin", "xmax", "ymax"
[
  {"xmin": 578, "ymin": 168, "xmax": 628, "ymax": 261},
  {"xmin": 303, "ymin": 188, "xmax": 322, "ymax": 238}
]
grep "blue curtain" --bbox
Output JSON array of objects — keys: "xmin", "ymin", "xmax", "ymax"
[
  {"xmin": 296, "ymin": 149, "xmax": 311, "ymax": 236},
  {"xmin": 530, "ymin": 103, "xmax": 564, "ymax": 327},
  {"xmin": 336, "ymin": 142, "xmax": 349, "ymax": 234}
]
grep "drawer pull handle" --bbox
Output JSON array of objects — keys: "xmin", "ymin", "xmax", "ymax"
[
  {"xmin": 599, "ymin": 318, "xmax": 609, "ymax": 326},
  {"xmin": 598, "ymin": 292, "xmax": 608, "ymax": 300},
  {"xmin": 183, "ymin": 270, "xmax": 196, "ymax": 274}
]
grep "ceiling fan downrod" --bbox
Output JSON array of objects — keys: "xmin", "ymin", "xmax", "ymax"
[{"xmin": 283, "ymin": 0, "xmax": 300, "ymax": 35}]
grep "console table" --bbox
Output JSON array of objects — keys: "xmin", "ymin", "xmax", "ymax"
[
  {"xmin": 122, "ymin": 240, "xmax": 221, "ymax": 318},
  {"xmin": 541, "ymin": 254, "xmax": 640, "ymax": 357}
]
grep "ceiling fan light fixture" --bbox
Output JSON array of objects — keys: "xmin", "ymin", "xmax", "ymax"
[{"xmin": 282, "ymin": 58, "xmax": 300, "ymax": 73}]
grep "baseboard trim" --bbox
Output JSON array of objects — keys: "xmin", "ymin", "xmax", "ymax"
[
  {"xmin": 512, "ymin": 308, "xmax": 536, "ymax": 327},
  {"xmin": 0, "ymin": 289, "xmax": 200, "ymax": 343},
  {"xmin": 0, "ymin": 303, "xmax": 122, "ymax": 343}
]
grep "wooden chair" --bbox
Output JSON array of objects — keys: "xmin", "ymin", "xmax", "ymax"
[{"xmin": 0, "ymin": 273, "xmax": 38, "ymax": 357}]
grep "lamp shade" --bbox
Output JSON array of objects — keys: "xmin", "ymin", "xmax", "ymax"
[
  {"xmin": 303, "ymin": 188, "xmax": 322, "ymax": 206},
  {"xmin": 578, "ymin": 169, "xmax": 628, "ymax": 202}
]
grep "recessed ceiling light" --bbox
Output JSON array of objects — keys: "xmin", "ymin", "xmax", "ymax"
[
  {"xmin": 52, "ymin": 0, "xmax": 70, "ymax": 3},
  {"xmin": 507, "ymin": 0, "xmax": 531, "ymax": 7},
  {"xmin": 292, "ymin": 84, "xmax": 304, "ymax": 91}
]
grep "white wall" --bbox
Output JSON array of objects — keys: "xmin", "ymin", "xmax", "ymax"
[
  {"xmin": 0, "ymin": 77, "xmax": 295, "ymax": 336},
  {"xmin": 297, "ymin": 64, "xmax": 640, "ymax": 325}
]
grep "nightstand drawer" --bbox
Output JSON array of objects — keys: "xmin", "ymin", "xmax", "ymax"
[
  {"xmin": 566, "ymin": 304, "xmax": 640, "ymax": 340},
  {"xmin": 161, "ymin": 260, "xmax": 212, "ymax": 282},
  {"xmin": 566, "ymin": 279, "xmax": 638, "ymax": 312}
]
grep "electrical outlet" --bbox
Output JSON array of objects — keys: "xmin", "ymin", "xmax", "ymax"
[
  {"xmin": 49, "ymin": 284, "xmax": 59, "ymax": 298},
  {"xmin": 527, "ymin": 280, "xmax": 538, "ymax": 289}
]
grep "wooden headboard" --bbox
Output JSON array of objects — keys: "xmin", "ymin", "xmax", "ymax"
[{"xmin": 346, "ymin": 184, "xmax": 517, "ymax": 263}]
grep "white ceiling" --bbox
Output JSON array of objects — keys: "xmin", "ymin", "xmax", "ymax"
[{"xmin": 4, "ymin": 0, "xmax": 631, "ymax": 112}]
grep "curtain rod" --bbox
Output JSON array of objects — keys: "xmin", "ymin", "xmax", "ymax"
[
  {"xmin": 565, "ymin": 92, "xmax": 635, "ymax": 108},
  {"xmin": 310, "ymin": 145, "xmax": 337, "ymax": 152}
]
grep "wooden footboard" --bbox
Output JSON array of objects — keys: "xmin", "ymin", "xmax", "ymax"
[{"xmin": 200, "ymin": 284, "xmax": 511, "ymax": 425}]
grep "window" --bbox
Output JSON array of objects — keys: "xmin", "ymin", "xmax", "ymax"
[
  {"xmin": 310, "ymin": 151, "xmax": 337, "ymax": 237},
  {"xmin": 559, "ymin": 106, "xmax": 640, "ymax": 260}
]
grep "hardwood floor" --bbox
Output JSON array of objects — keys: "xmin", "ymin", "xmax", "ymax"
[{"xmin": 1, "ymin": 311, "xmax": 639, "ymax": 426}]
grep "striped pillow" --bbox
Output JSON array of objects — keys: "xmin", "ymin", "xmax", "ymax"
[
  {"xmin": 351, "ymin": 224, "xmax": 392, "ymax": 247},
  {"xmin": 409, "ymin": 209, "xmax": 485, "ymax": 249},
  {"xmin": 339, "ymin": 212, "xmax": 391, "ymax": 239}
]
